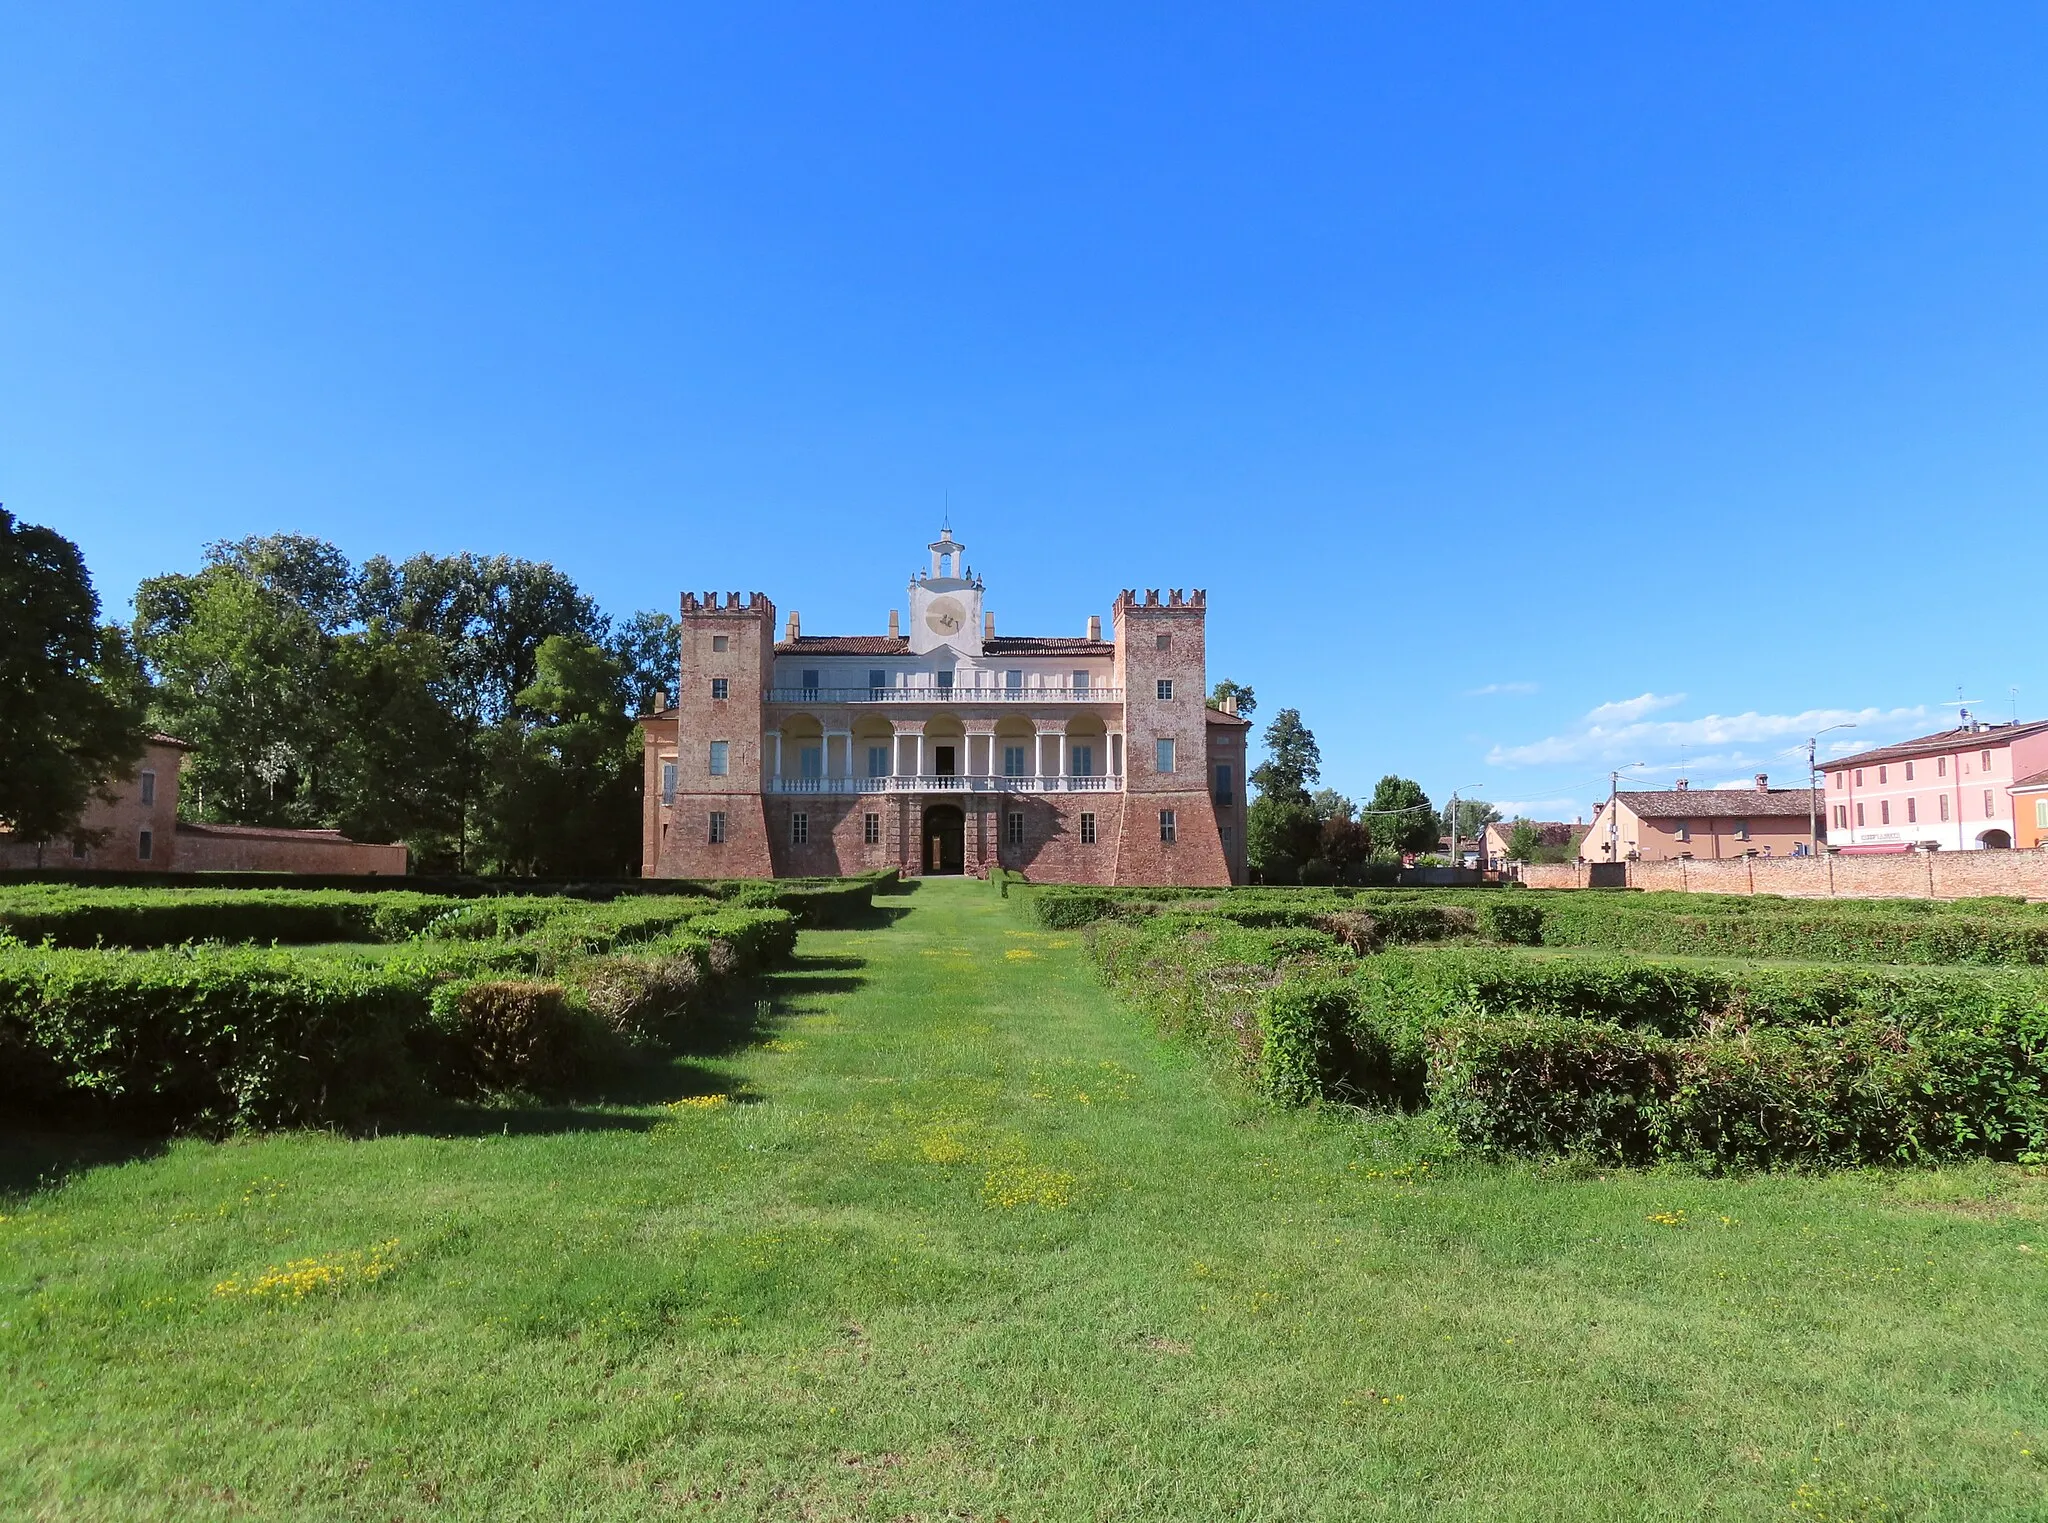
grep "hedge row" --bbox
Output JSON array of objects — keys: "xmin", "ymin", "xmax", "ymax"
[
  {"xmin": 0, "ymin": 904, "xmax": 800, "ymax": 1130},
  {"xmin": 1083, "ymin": 912, "xmax": 2048, "ymax": 1168}
]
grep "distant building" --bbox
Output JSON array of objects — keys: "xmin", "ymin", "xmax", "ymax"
[
  {"xmin": 1581, "ymin": 775, "xmax": 1820, "ymax": 862},
  {"xmin": 1482, "ymin": 819, "xmax": 1587, "ymax": 870},
  {"xmin": 0, "ymin": 734, "xmax": 408, "ymax": 875},
  {"xmin": 640, "ymin": 527, "xmax": 1249, "ymax": 883},
  {"xmin": 2008, "ymin": 769, "xmax": 2048, "ymax": 851},
  {"xmin": 1822, "ymin": 719, "xmax": 2048, "ymax": 852}
]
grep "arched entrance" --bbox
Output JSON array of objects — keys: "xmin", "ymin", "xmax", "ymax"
[
  {"xmin": 923, "ymin": 804, "xmax": 965, "ymax": 875},
  {"xmin": 1979, "ymin": 829, "xmax": 2013, "ymax": 850}
]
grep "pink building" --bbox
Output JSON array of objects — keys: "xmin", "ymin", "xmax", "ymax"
[{"xmin": 1823, "ymin": 718, "xmax": 2048, "ymax": 852}]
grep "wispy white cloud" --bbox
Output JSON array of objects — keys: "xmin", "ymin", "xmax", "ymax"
[
  {"xmin": 1486, "ymin": 700, "xmax": 1930, "ymax": 769},
  {"xmin": 1465, "ymin": 681, "xmax": 1540, "ymax": 697}
]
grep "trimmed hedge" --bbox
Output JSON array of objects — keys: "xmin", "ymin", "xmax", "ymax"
[{"xmin": 0, "ymin": 888, "xmax": 462, "ymax": 949}]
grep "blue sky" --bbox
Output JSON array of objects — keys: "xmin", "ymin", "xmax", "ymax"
[{"xmin": 6, "ymin": 4, "xmax": 2045, "ymax": 820}]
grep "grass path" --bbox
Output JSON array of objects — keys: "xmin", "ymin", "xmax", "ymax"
[{"xmin": 5, "ymin": 879, "xmax": 2048, "ymax": 1520}]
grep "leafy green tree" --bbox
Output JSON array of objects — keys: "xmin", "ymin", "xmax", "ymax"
[
  {"xmin": 0, "ymin": 508, "xmax": 150, "ymax": 853},
  {"xmin": 1318, "ymin": 814, "xmax": 1372, "ymax": 879},
  {"xmin": 1507, "ymin": 818, "xmax": 1545, "ymax": 861},
  {"xmin": 478, "ymin": 636, "xmax": 639, "ymax": 876},
  {"xmin": 1310, "ymin": 788, "xmax": 1354, "ymax": 823},
  {"xmin": 1364, "ymin": 775, "xmax": 1437, "ymax": 857},
  {"xmin": 133, "ymin": 563, "xmax": 328, "ymax": 826},
  {"xmin": 1207, "ymin": 679, "xmax": 1256, "ymax": 718},
  {"xmin": 320, "ymin": 629, "xmax": 469, "ymax": 867},
  {"xmin": 1247, "ymin": 708, "xmax": 1322, "ymax": 882},
  {"xmin": 203, "ymin": 534, "xmax": 361, "ymax": 633},
  {"xmin": 610, "ymin": 609, "xmax": 681, "ymax": 714},
  {"xmin": 1443, "ymin": 797, "xmax": 1501, "ymax": 841}
]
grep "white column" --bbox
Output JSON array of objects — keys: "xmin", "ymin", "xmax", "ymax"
[
  {"xmin": 767, "ymin": 731, "xmax": 782, "ymax": 781},
  {"xmin": 916, "ymin": 734, "xmax": 925, "ymax": 779},
  {"xmin": 1037, "ymin": 730, "xmax": 1052, "ymax": 788}
]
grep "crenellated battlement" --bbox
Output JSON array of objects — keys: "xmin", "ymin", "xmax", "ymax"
[{"xmin": 679, "ymin": 591, "xmax": 773, "ymax": 613}]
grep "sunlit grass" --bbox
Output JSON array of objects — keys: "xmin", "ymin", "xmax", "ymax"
[{"xmin": 3, "ymin": 879, "xmax": 2045, "ymax": 1520}]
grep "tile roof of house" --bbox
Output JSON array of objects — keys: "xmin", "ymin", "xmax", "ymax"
[
  {"xmin": 774, "ymin": 635, "xmax": 1117, "ymax": 658},
  {"xmin": 1614, "ymin": 788, "xmax": 1818, "ymax": 819},
  {"xmin": 147, "ymin": 732, "xmax": 193, "ymax": 749},
  {"xmin": 175, "ymin": 822, "xmax": 356, "ymax": 842},
  {"xmin": 1204, "ymin": 706, "xmax": 1252, "ymax": 727},
  {"xmin": 2013, "ymin": 768, "xmax": 2048, "ymax": 791},
  {"xmin": 1829, "ymin": 720, "xmax": 2048, "ymax": 770}
]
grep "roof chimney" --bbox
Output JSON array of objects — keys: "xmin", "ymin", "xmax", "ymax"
[
  {"xmin": 1755, "ymin": 772, "xmax": 1769, "ymax": 792},
  {"xmin": 888, "ymin": 609, "xmax": 899, "ymax": 638},
  {"xmin": 785, "ymin": 611, "xmax": 799, "ymax": 641},
  {"xmin": 1222, "ymin": 693, "xmax": 1238, "ymax": 716},
  {"xmin": 1087, "ymin": 614, "xmax": 1101, "ymax": 641},
  {"xmin": 1675, "ymin": 778, "xmax": 1689, "ymax": 791},
  {"xmin": 984, "ymin": 611, "xmax": 996, "ymax": 641},
  {"xmin": 655, "ymin": 688, "xmax": 669, "ymax": 713}
]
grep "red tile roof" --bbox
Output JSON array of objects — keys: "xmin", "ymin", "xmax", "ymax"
[
  {"xmin": 2013, "ymin": 768, "xmax": 2048, "ymax": 791},
  {"xmin": 1829, "ymin": 720, "xmax": 2048, "ymax": 770},
  {"xmin": 1615, "ymin": 788, "xmax": 1817, "ymax": 819}
]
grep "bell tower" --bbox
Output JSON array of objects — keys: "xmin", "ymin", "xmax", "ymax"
[{"xmin": 907, "ymin": 526, "xmax": 984, "ymax": 657}]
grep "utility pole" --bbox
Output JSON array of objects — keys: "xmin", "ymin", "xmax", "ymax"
[
  {"xmin": 1448, "ymin": 790, "xmax": 1458, "ymax": 868},
  {"xmin": 1807, "ymin": 723, "xmax": 1856, "ymax": 856},
  {"xmin": 1607, "ymin": 770, "xmax": 1619, "ymax": 860}
]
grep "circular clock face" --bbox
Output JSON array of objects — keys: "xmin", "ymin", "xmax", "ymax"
[{"xmin": 925, "ymin": 596, "xmax": 966, "ymax": 636}]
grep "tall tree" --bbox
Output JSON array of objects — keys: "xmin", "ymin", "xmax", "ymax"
[
  {"xmin": 610, "ymin": 609, "xmax": 681, "ymax": 714},
  {"xmin": 1247, "ymin": 707, "xmax": 1322, "ymax": 883},
  {"xmin": 1207, "ymin": 678, "xmax": 1256, "ymax": 718},
  {"xmin": 478, "ymin": 636, "xmax": 639, "ymax": 876},
  {"xmin": 1310, "ymin": 788, "xmax": 1354, "ymax": 823},
  {"xmin": 1364, "ymin": 775, "xmax": 1438, "ymax": 857},
  {"xmin": 203, "ymin": 534, "xmax": 361, "ymax": 634},
  {"xmin": 319, "ymin": 628, "xmax": 470, "ymax": 867},
  {"xmin": 1443, "ymin": 797, "xmax": 1501, "ymax": 841},
  {"xmin": 134, "ymin": 564, "xmax": 328, "ymax": 825},
  {"xmin": 0, "ymin": 509, "xmax": 150, "ymax": 851},
  {"xmin": 1507, "ymin": 818, "xmax": 1545, "ymax": 862}
]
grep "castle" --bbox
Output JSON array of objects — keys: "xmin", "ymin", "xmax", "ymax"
[{"xmin": 639, "ymin": 528, "xmax": 1249, "ymax": 884}]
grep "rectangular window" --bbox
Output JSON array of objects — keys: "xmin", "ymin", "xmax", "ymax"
[
  {"xmin": 661, "ymin": 762, "xmax": 677, "ymax": 805},
  {"xmin": 1674, "ymin": 820, "xmax": 1691, "ymax": 841},
  {"xmin": 1003, "ymin": 745, "xmax": 1029, "ymax": 777},
  {"xmin": 869, "ymin": 669, "xmax": 887, "ymax": 691},
  {"xmin": 1156, "ymin": 678, "xmax": 1174, "ymax": 701},
  {"xmin": 712, "ymin": 635, "xmax": 730, "ymax": 653},
  {"xmin": 1905, "ymin": 761, "xmax": 1915, "ymax": 781},
  {"xmin": 1154, "ymin": 633, "xmax": 1170, "ymax": 651},
  {"xmin": 1834, "ymin": 771, "xmax": 1846, "ymax": 787},
  {"xmin": 1856, "ymin": 803, "xmax": 1866, "ymax": 827},
  {"xmin": 1079, "ymin": 811, "xmax": 1097, "ymax": 844},
  {"xmin": 1214, "ymin": 764, "xmax": 1233, "ymax": 805},
  {"xmin": 1220, "ymin": 824, "xmax": 1233, "ymax": 845},
  {"xmin": 1005, "ymin": 670, "xmax": 1023, "ymax": 691},
  {"xmin": 800, "ymin": 746, "xmax": 823, "ymax": 780},
  {"xmin": 802, "ymin": 669, "xmax": 820, "ymax": 690},
  {"xmin": 1938, "ymin": 756, "xmax": 1948, "ymax": 777},
  {"xmin": 1985, "ymin": 789, "xmax": 1996, "ymax": 816},
  {"xmin": 1070, "ymin": 745, "xmax": 1093, "ymax": 777},
  {"xmin": 139, "ymin": 770, "xmax": 156, "ymax": 806},
  {"xmin": 868, "ymin": 745, "xmax": 891, "ymax": 778},
  {"xmin": 1940, "ymin": 795, "xmax": 1950, "ymax": 821},
  {"xmin": 1854, "ymin": 769, "xmax": 1863, "ymax": 787},
  {"xmin": 138, "ymin": 829, "xmax": 153, "ymax": 861},
  {"xmin": 708, "ymin": 811, "xmax": 726, "ymax": 844},
  {"xmin": 1983, "ymin": 750, "xmax": 1994, "ymax": 771},
  {"xmin": 791, "ymin": 812, "xmax": 809, "ymax": 844},
  {"xmin": 711, "ymin": 677, "xmax": 729, "ymax": 700},
  {"xmin": 937, "ymin": 669, "xmax": 954, "ymax": 691},
  {"xmin": 864, "ymin": 811, "xmax": 880, "ymax": 844},
  {"xmin": 1155, "ymin": 737, "xmax": 1176, "ymax": 773},
  {"xmin": 1007, "ymin": 811, "xmax": 1024, "ymax": 846},
  {"xmin": 1907, "ymin": 797, "xmax": 1918, "ymax": 823},
  {"xmin": 1879, "ymin": 801, "xmax": 1891, "ymax": 825},
  {"xmin": 1072, "ymin": 670, "xmax": 1089, "ymax": 692},
  {"xmin": 1733, "ymin": 820, "xmax": 1750, "ymax": 840},
  {"xmin": 1834, "ymin": 804, "xmax": 1848, "ymax": 829},
  {"xmin": 1158, "ymin": 808, "xmax": 1177, "ymax": 843},
  {"xmin": 2037, "ymin": 800, "xmax": 2048, "ymax": 829},
  {"xmin": 1878, "ymin": 765, "xmax": 1887, "ymax": 784},
  {"xmin": 71, "ymin": 837, "xmax": 87, "ymax": 860},
  {"xmin": 708, "ymin": 740, "xmax": 729, "ymax": 776}
]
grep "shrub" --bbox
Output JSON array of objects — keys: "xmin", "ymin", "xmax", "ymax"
[
  {"xmin": 1257, "ymin": 980, "xmax": 1355, "ymax": 1105},
  {"xmin": 1426, "ymin": 1017, "xmax": 1674, "ymax": 1163},
  {"xmin": 0, "ymin": 888, "xmax": 462, "ymax": 949},
  {"xmin": 422, "ymin": 980, "xmax": 607, "ymax": 1097},
  {"xmin": 1481, "ymin": 900, "xmax": 1545, "ymax": 945}
]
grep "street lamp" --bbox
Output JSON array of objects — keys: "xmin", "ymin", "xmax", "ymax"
[
  {"xmin": 1447, "ymin": 782, "xmax": 1485, "ymax": 868},
  {"xmin": 1808, "ymin": 724, "xmax": 1856, "ymax": 854}
]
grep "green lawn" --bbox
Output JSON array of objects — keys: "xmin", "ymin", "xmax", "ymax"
[{"xmin": 5, "ymin": 878, "xmax": 2047, "ymax": 1520}]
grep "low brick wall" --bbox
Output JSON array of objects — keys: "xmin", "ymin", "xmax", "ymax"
[
  {"xmin": 1521, "ymin": 852, "xmax": 2048, "ymax": 900},
  {"xmin": 173, "ymin": 826, "xmax": 408, "ymax": 876}
]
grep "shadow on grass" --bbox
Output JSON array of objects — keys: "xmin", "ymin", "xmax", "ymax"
[{"xmin": 0, "ymin": 1130, "xmax": 169, "ymax": 1199}]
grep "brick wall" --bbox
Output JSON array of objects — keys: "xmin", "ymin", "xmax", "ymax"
[
  {"xmin": 173, "ymin": 826, "xmax": 408, "ymax": 875},
  {"xmin": 659, "ymin": 591, "xmax": 778, "ymax": 878},
  {"xmin": 0, "ymin": 738, "xmax": 186, "ymax": 871},
  {"xmin": 1521, "ymin": 851, "xmax": 2048, "ymax": 900},
  {"xmin": 1110, "ymin": 589, "xmax": 1231, "ymax": 887}
]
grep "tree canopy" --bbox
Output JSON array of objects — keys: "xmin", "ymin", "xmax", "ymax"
[
  {"xmin": 1208, "ymin": 678, "xmax": 1256, "ymax": 718},
  {"xmin": 0, "ymin": 509, "xmax": 149, "ymax": 850},
  {"xmin": 1364, "ymin": 775, "xmax": 1438, "ymax": 857}
]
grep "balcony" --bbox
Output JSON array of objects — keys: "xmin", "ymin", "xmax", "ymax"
[
  {"xmin": 765, "ymin": 774, "xmax": 1121, "ymax": 795},
  {"xmin": 765, "ymin": 686, "xmax": 1121, "ymax": 705}
]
